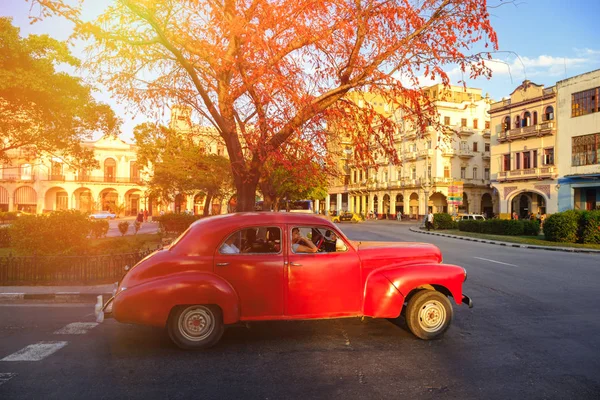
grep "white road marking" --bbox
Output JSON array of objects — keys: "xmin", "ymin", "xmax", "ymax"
[
  {"xmin": 54, "ymin": 322, "xmax": 98, "ymax": 335},
  {"xmin": 0, "ymin": 373, "xmax": 17, "ymax": 386},
  {"xmin": 1, "ymin": 341, "xmax": 68, "ymax": 362},
  {"xmin": 473, "ymin": 257, "xmax": 519, "ymax": 267}
]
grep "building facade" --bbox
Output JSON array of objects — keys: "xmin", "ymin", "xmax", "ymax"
[
  {"xmin": 0, "ymin": 136, "xmax": 148, "ymax": 215},
  {"xmin": 327, "ymin": 85, "xmax": 496, "ymax": 218},
  {"xmin": 489, "ymin": 80, "xmax": 559, "ymax": 219},
  {"xmin": 556, "ymin": 69, "xmax": 600, "ymax": 211}
]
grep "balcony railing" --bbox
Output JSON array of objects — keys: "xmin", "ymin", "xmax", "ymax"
[
  {"xmin": 404, "ymin": 151, "xmax": 417, "ymax": 160},
  {"xmin": 497, "ymin": 166, "xmax": 556, "ymax": 181},
  {"xmin": 441, "ymin": 148, "xmax": 456, "ymax": 157},
  {"xmin": 482, "ymin": 130, "xmax": 491, "ymax": 139},
  {"xmin": 498, "ymin": 122, "xmax": 556, "ymax": 142},
  {"xmin": 458, "ymin": 149, "xmax": 474, "ymax": 158},
  {"xmin": 418, "ymin": 149, "xmax": 433, "ymax": 158},
  {"xmin": 459, "ymin": 126, "xmax": 475, "ymax": 136},
  {"xmin": 0, "ymin": 175, "xmax": 36, "ymax": 183},
  {"xmin": 43, "ymin": 175, "xmax": 144, "ymax": 184},
  {"xmin": 482, "ymin": 151, "xmax": 491, "ymax": 159},
  {"xmin": 432, "ymin": 177, "xmax": 453, "ymax": 184}
]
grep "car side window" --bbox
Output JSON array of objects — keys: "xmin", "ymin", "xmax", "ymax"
[
  {"xmin": 219, "ymin": 227, "xmax": 282, "ymax": 255},
  {"xmin": 291, "ymin": 226, "xmax": 347, "ymax": 254}
]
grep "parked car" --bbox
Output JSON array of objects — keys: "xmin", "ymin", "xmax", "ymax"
[
  {"xmin": 456, "ymin": 214, "xmax": 486, "ymax": 221},
  {"xmin": 332, "ymin": 211, "xmax": 361, "ymax": 223},
  {"xmin": 89, "ymin": 211, "xmax": 116, "ymax": 220},
  {"xmin": 98, "ymin": 213, "xmax": 472, "ymax": 349}
]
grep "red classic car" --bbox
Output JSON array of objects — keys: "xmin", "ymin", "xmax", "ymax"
[{"xmin": 99, "ymin": 213, "xmax": 472, "ymax": 349}]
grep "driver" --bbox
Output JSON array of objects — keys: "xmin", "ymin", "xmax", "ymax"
[{"xmin": 291, "ymin": 227, "xmax": 318, "ymax": 253}]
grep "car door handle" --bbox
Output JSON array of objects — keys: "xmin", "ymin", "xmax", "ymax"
[
  {"xmin": 290, "ymin": 262, "xmax": 302, "ymax": 267},
  {"xmin": 216, "ymin": 262, "xmax": 229, "ymax": 267}
]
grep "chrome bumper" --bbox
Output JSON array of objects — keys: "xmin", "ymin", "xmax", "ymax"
[{"xmin": 95, "ymin": 295, "xmax": 115, "ymax": 323}]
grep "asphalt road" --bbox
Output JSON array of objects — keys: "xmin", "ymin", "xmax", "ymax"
[{"xmin": 1, "ymin": 222, "xmax": 599, "ymax": 399}]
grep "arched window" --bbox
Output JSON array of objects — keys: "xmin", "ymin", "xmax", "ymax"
[
  {"xmin": 533, "ymin": 111, "xmax": 538, "ymax": 125},
  {"xmin": 503, "ymin": 116, "xmax": 511, "ymax": 132},
  {"xmin": 104, "ymin": 158, "xmax": 116, "ymax": 182},
  {"xmin": 473, "ymin": 167, "xmax": 478, "ymax": 180},
  {"xmin": 544, "ymin": 106, "xmax": 554, "ymax": 121},
  {"xmin": 523, "ymin": 111, "xmax": 531, "ymax": 127},
  {"xmin": 514, "ymin": 115, "xmax": 521, "ymax": 129}
]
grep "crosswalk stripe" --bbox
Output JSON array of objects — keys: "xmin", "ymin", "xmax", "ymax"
[
  {"xmin": 0, "ymin": 373, "xmax": 17, "ymax": 386},
  {"xmin": 54, "ymin": 322, "xmax": 98, "ymax": 335},
  {"xmin": 1, "ymin": 341, "xmax": 68, "ymax": 362}
]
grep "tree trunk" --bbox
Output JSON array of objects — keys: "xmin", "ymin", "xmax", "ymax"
[
  {"xmin": 203, "ymin": 193, "xmax": 213, "ymax": 217},
  {"xmin": 235, "ymin": 179, "xmax": 259, "ymax": 211}
]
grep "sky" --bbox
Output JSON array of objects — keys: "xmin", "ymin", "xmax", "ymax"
[{"xmin": 1, "ymin": 0, "xmax": 599, "ymax": 143}]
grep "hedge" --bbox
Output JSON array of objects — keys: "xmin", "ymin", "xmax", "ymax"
[
  {"xmin": 0, "ymin": 226, "xmax": 10, "ymax": 248},
  {"xmin": 154, "ymin": 213, "xmax": 203, "ymax": 235},
  {"xmin": 433, "ymin": 213, "xmax": 454, "ymax": 229},
  {"xmin": 458, "ymin": 219, "xmax": 534, "ymax": 236},
  {"xmin": 544, "ymin": 209, "xmax": 600, "ymax": 244}
]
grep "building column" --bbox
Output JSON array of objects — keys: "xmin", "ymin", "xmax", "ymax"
[
  {"xmin": 361, "ymin": 195, "xmax": 366, "ymax": 215},
  {"xmin": 325, "ymin": 194, "xmax": 330, "ymax": 214},
  {"xmin": 8, "ymin": 195, "xmax": 14, "ymax": 212},
  {"xmin": 314, "ymin": 199, "xmax": 320, "ymax": 214},
  {"xmin": 390, "ymin": 193, "xmax": 396, "ymax": 216},
  {"xmin": 377, "ymin": 192, "xmax": 383, "ymax": 215},
  {"xmin": 336, "ymin": 193, "xmax": 342, "ymax": 214},
  {"xmin": 348, "ymin": 195, "xmax": 354, "ymax": 213}
]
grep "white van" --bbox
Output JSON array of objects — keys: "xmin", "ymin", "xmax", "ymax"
[{"xmin": 459, "ymin": 214, "xmax": 486, "ymax": 221}]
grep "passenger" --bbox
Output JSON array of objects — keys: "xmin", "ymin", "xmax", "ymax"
[
  {"xmin": 220, "ymin": 235, "xmax": 240, "ymax": 254},
  {"xmin": 291, "ymin": 227, "xmax": 318, "ymax": 253}
]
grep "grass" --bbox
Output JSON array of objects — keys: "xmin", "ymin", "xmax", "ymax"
[
  {"xmin": 432, "ymin": 229, "xmax": 600, "ymax": 250},
  {"xmin": 0, "ymin": 233, "xmax": 163, "ymax": 257}
]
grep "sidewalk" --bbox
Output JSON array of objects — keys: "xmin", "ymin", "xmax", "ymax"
[
  {"xmin": 410, "ymin": 227, "xmax": 600, "ymax": 254},
  {"xmin": 0, "ymin": 283, "xmax": 116, "ymax": 302}
]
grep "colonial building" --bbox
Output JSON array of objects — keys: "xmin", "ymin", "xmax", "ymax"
[
  {"xmin": 556, "ymin": 69, "xmax": 600, "ymax": 211},
  {"xmin": 327, "ymin": 84, "xmax": 496, "ymax": 218},
  {"xmin": 0, "ymin": 136, "xmax": 148, "ymax": 215},
  {"xmin": 489, "ymin": 80, "xmax": 559, "ymax": 219}
]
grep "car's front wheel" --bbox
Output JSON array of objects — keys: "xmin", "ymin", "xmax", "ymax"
[
  {"xmin": 405, "ymin": 290, "xmax": 453, "ymax": 340},
  {"xmin": 168, "ymin": 305, "xmax": 224, "ymax": 350}
]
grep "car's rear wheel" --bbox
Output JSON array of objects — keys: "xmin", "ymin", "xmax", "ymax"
[
  {"xmin": 405, "ymin": 290, "xmax": 453, "ymax": 340},
  {"xmin": 168, "ymin": 305, "xmax": 224, "ymax": 350}
]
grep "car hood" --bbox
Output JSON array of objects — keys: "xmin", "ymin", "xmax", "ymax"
[{"xmin": 355, "ymin": 241, "xmax": 442, "ymax": 268}]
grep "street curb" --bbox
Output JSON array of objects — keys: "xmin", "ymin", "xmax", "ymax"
[
  {"xmin": 409, "ymin": 227, "xmax": 600, "ymax": 254},
  {"xmin": 0, "ymin": 292, "xmax": 114, "ymax": 303}
]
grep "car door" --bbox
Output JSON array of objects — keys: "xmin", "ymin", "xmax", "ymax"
[
  {"xmin": 213, "ymin": 226, "xmax": 285, "ymax": 319},
  {"xmin": 285, "ymin": 225, "xmax": 362, "ymax": 318}
]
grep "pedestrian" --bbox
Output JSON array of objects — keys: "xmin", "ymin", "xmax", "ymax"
[
  {"xmin": 427, "ymin": 211, "xmax": 434, "ymax": 231},
  {"xmin": 143, "ymin": 209, "xmax": 148, "ymax": 222},
  {"xmin": 136, "ymin": 210, "xmax": 144, "ymax": 224}
]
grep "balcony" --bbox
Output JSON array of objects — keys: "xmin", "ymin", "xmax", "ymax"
[
  {"xmin": 404, "ymin": 151, "xmax": 417, "ymax": 161},
  {"xmin": 482, "ymin": 151, "xmax": 491, "ymax": 159},
  {"xmin": 497, "ymin": 166, "xmax": 556, "ymax": 182},
  {"xmin": 0, "ymin": 175, "xmax": 36, "ymax": 183},
  {"xmin": 404, "ymin": 131, "xmax": 417, "ymax": 140},
  {"xmin": 48, "ymin": 174, "xmax": 66, "ymax": 181},
  {"xmin": 432, "ymin": 177, "xmax": 453, "ymax": 185},
  {"xmin": 458, "ymin": 149, "xmax": 474, "ymax": 158},
  {"xmin": 377, "ymin": 182, "xmax": 389, "ymax": 189},
  {"xmin": 458, "ymin": 126, "xmax": 475, "ymax": 136},
  {"xmin": 482, "ymin": 129, "xmax": 491, "ymax": 139},
  {"xmin": 418, "ymin": 149, "xmax": 433, "ymax": 158},
  {"xmin": 499, "ymin": 122, "xmax": 556, "ymax": 142},
  {"xmin": 441, "ymin": 148, "xmax": 455, "ymax": 157}
]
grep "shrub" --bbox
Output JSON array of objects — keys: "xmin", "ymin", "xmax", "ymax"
[
  {"xmin": 522, "ymin": 220, "xmax": 541, "ymax": 236},
  {"xmin": 134, "ymin": 220, "xmax": 141, "ymax": 234},
  {"xmin": 0, "ymin": 212, "xmax": 19, "ymax": 223},
  {"xmin": 458, "ymin": 220, "xmax": 481, "ymax": 232},
  {"xmin": 433, "ymin": 213, "xmax": 454, "ymax": 229},
  {"xmin": 118, "ymin": 221, "xmax": 130, "ymax": 236},
  {"xmin": 0, "ymin": 226, "xmax": 11, "ymax": 247},
  {"xmin": 89, "ymin": 219, "xmax": 109, "ymax": 239},
  {"xmin": 10, "ymin": 210, "xmax": 91, "ymax": 255},
  {"xmin": 154, "ymin": 213, "xmax": 202, "ymax": 235},
  {"xmin": 503, "ymin": 220, "xmax": 525, "ymax": 236},
  {"xmin": 581, "ymin": 210, "xmax": 600, "ymax": 244},
  {"xmin": 544, "ymin": 211, "xmax": 580, "ymax": 243}
]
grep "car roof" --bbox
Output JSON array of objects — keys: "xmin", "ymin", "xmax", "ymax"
[{"xmin": 195, "ymin": 212, "xmax": 330, "ymax": 226}]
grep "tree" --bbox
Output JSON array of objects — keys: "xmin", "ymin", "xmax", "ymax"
[
  {"xmin": 34, "ymin": 0, "xmax": 497, "ymax": 210},
  {"xmin": 133, "ymin": 123, "xmax": 232, "ymax": 216},
  {"xmin": 0, "ymin": 17, "xmax": 119, "ymax": 167}
]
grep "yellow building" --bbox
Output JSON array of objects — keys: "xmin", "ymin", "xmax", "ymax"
[
  {"xmin": 327, "ymin": 85, "xmax": 496, "ymax": 218},
  {"xmin": 489, "ymin": 80, "xmax": 558, "ymax": 219},
  {"xmin": 0, "ymin": 136, "xmax": 147, "ymax": 215}
]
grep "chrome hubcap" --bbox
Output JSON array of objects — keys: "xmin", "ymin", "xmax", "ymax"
[
  {"xmin": 418, "ymin": 300, "xmax": 446, "ymax": 332},
  {"xmin": 178, "ymin": 306, "xmax": 215, "ymax": 342}
]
